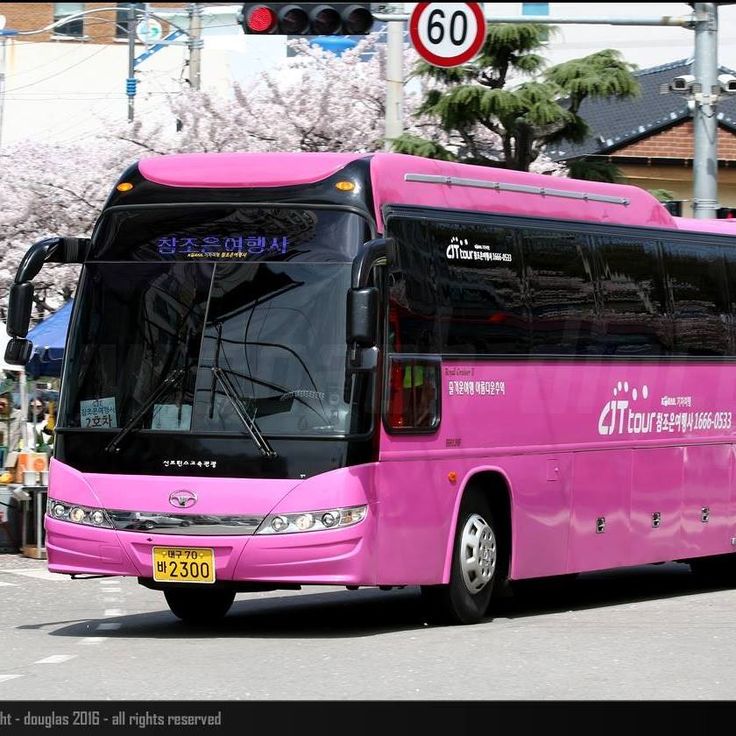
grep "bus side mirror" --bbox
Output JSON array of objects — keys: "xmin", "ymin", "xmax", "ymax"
[
  {"xmin": 4, "ymin": 338, "xmax": 33, "ymax": 367},
  {"xmin": 347, "ymin": 287, "xmax": 378, "ymax": 347},
  {"xmin": 7, "ymin": 282, "xmax": 34, "ymax": 338}
]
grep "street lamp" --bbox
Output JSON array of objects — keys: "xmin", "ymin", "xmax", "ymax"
[{"xmin": 0, "ymin": 14, "xmax": 19, "ymax": 150}]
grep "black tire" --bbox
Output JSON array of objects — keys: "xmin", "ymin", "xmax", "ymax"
[
  {"xmin": 164, "ymin": 587, "xmax": 236, "ymax": 625},
  {"xmin": 421, "ymin": 492, "xmax": 501, "ymax": 625}
]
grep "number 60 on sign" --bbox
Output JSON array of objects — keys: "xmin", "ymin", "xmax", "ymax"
[{"xmin": 409, "ymin": 2, "xmax": 487, "ymax": 68}]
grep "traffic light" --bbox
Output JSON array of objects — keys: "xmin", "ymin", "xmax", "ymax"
[
  {"xmin": 239, "ymin": 3, "xmax": 374, "ymax": 35},
  {"xmin": 717, "ymin": 207, "xmax": 736, "ymax": 219}
]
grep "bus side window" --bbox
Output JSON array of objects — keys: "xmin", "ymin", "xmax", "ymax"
[
  {"xmin": 595, "ymin": 234, "xmax": 671, "ymax": 357},
  {"xmin": 522, "ymin": 228, "xmax": 600, "ymax": 356},
  {"xmin": 662, "ymin": 240, "xmax": 730, "ymax": 357},
  {"xmin": 386, "ymin": 356, "xmax": 440, "ymax": 433}
]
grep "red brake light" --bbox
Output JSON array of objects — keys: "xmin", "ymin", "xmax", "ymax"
[{"xmin": 246, "ymin": 5, "xmax": 277, "ymax": 33}]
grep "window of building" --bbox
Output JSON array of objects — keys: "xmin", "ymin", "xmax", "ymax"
[
  {"xmin": 116, "ymin": 3, "xmax": 145, "ymax": 39},
  {"xmin": 53, "ymin": 3, "xmax": 84, "ymax": 37}
]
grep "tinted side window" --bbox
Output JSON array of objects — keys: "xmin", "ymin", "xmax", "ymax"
[
  {"xmin": 387, "ymin": 218, "xmax": 439, "ymax": 353},
  {"xmin": 386, "ymin": 216, "xmax": 529, "ymax": 355},
  {"xmin": 663, "ymin": 241, "xmax": 730, "ymax": 356},
  {"xmin": 724, "ymin": 247, "xmax": 736, "ymax": 355},
  {"xmin": 595, "ymin": 235, "xmax": 671, "ymax": 357},
  {"xmin": 433, "ymin": 220, "xmax": 529, "ymax": 355},
  {"xmin": 522, "ymin": 229, "xmax": 599, "ymax": 355}
]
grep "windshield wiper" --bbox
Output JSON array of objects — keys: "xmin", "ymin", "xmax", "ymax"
[
  {"xmin": 212, "ymin": 366, "xmax": 278, "ymax": 459},
  {"xmin": 104, "ymin": 368, "xmax": 185, "ymax": 454}
]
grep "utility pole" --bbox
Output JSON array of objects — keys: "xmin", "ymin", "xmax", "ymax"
[
  {"xmin": 127, "ymin": 3, "xmax": 137, "ymax": 122},
  {"xmin": 188, "ymin": 3, "xmax": 203, "ymax": 91},
  {"xmin": 384, "ymin": 6, "xmax": 404, "ymax": 150},
  {"xmin": 692, "ymin": 3, "xmax": 719, "ymax": 219}
]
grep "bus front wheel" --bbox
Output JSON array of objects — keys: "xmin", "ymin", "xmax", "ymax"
[
  {"xmin": 164, "ymin": 588, "xmax": 236, "ymax": 625},
  {"xmin": 421, "ymin": 492, "xmax": 499, "ymax": 625}
]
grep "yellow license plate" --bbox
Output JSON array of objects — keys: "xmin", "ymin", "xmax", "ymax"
[{"xmin": 152, "ymin": 547, "xmax": 215, "ymax": 584}]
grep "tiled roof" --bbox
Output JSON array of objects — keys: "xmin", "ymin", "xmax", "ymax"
[{"xmin": 547, "ymin": 59, "xmax": 736, "ymax": 161}]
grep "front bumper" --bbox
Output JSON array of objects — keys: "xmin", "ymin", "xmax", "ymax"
[{"xmin": 45, "ymin": 508, "xmax": 377, "ymax": 586}]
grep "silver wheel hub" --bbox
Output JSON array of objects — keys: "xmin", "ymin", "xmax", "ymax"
[{"xmin": 459, "ymin": 513, "xmax": 496, "ymax": 594}]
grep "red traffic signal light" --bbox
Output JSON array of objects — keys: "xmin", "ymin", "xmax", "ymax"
[
  {"xmin": 239, "ymin": 3, "xmax": 374, "ymax": 35},
  {"xmin": 243, "ymin": 5, "xmax": 278, "ymax": 33}
]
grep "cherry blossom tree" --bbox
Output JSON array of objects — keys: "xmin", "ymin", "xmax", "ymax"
[
  {"xmin": 0, "ymin": 138, "xmax": 142, "ymax": 319},
  {"xmin": 0, "ymin": 35, "xmax": 463, "ymax": 319},
  {"xmin": 119, "ymin": 36, "xmax": 421, "ymax": 155},
  {"xmin": 1, "ymin": 36, "xmax": 417, "ymax": 318}
]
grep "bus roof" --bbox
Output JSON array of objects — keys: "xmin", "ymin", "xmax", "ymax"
[
  {"xmin": 138, "ymin": 151, "xmax": 366, "ymax": 188},
  {"xmin": 137, "ymin": 151, "xmax": 736, "ymax": 239},
  {"xmin": 368, "ymin": 152, "xmax": 676, "ymax": 233}
]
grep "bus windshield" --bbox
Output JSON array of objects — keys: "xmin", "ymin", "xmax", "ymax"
[{"xmin": 59, "ymin": 206, "xmax": 371, "ymax": 439}]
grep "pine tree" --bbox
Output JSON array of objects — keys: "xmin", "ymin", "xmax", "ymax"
[{"xmin": 393, "ymin": 25, "xmax": 639, "ymax": 174}]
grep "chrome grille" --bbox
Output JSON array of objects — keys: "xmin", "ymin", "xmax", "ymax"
[{"xmin": 107, "ymin": 510, "xmax": 264, "ymax": 536}]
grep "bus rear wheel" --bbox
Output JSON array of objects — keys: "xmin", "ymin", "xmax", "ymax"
[
  {"xmin": 421, "ymin": 493, "xmax": 499, "ymax": 625},
  {"xmin": 164, "ymin": 588, "xmax": 236, "ymax": 625}
]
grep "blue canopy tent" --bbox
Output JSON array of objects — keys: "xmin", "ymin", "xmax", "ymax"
[{"xmin": 25, "ymin": 300, "xmax": 73, "ymax": 378}]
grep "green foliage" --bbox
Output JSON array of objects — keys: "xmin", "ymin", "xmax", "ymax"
[
  {"xmin": 648, "ymin": 188, "xmax": 677, "ymax": 202},
  {"xmin": 567, "ymin": 158, "xmax": 624, "ymax": 183},
  {"xmin": 391, "ymin": 134, "xmax": 457, "ymax": 161},
  {"xmin": 545, "ymin": 49, "xmax": 640, "ymax": 112},
  {"xmin": 396, "ymin": 25, "xmax": 640, "ymax": 172}
]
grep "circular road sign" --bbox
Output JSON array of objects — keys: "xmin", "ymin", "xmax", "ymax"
[
  {"xmin": 136, "ymin": 18, "xmax": 163, "ymax": 44},
  {"xmin": 409, "ymin": 3, "xmax": 487, "ymax": 68}
]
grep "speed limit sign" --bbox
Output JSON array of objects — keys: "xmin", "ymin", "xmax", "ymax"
[{"xmin": 409, "ymin": 3, "xmax": 487, "ymax": 68}]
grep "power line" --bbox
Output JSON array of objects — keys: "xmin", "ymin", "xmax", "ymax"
[{"xmin": 2, "ymin": 45, "xmax": 110, "ymax": 94}]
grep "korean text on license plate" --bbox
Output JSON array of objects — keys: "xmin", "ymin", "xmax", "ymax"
[{"xmin": 152, "ymin": 547, "xmax": 215, "ymax": 584}]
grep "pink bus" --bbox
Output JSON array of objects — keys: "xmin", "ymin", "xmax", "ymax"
[{"xmin": 6, "ymin": 151, "xmax": 736, "ymax": 625}]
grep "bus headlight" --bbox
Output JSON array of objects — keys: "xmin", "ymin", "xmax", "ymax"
[
  {"xmin": 46, "ymin": 498, "xmax": 114, "ymax": 529},
  {"xmin": 256, "ymin": 505, "xmax": 367, "ymax": 534}
]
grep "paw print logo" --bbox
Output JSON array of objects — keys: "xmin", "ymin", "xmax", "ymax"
[
  {"xmin": 598, "ymin": 381, "xmax": 648, "ymax": 436},
  {"xmin": 446, "ymin": 236, "xmax": 469, "ymax": 260}
]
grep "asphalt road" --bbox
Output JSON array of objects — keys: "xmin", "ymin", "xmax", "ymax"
[{"xmin": 0, "ymin": 554, "xmax": 734, "ymax": 700}]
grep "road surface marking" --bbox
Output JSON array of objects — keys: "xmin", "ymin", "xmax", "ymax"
[
  {"xmin": 35, "ymin": 655, "xmax": 77, "ymax": 664},
  {"xmin": 0, "ymin": 674, "xmax": 24, "ymax": 682},
  {"xmin": 104, "ymin": 609, "xmax": 125, "ymax": 617},
  {"xmin": 0, "ymin": 568, "xmax": 67, "ymax": 582},
  {"xmin": 79, "ymin": 637, "xmax": 108, "ymax": 645},
  {"xmin": 0, "ymin": 580, "xmax": 19, "ymax": 586}
]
